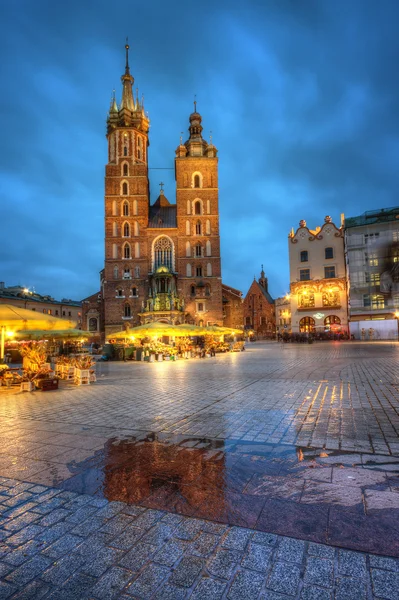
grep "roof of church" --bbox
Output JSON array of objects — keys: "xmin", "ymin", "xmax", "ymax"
[
  {"xmin": 148, "ymin": 194, "xmax": 177, "ymax": 228},
  {"xmin": 257, "ymin": 281, "xmax": 274, "ymax": 304}
]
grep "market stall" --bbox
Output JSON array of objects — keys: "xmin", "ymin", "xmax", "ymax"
[{"xmin": 104, "ymin": 323, "xmax": 244, "ymax": 362}]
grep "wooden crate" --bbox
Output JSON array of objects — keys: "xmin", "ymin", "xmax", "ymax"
[
  {"xmin": 36, "ymin": 379, "xmax": 59, "ymax": 391},
  {"xmin": 74, "ymin": 368, "xmax": 90, "ymax": 385},
  {"xmin": 20, "ymin": 381, "xmax": 35, "ymax": 392}
]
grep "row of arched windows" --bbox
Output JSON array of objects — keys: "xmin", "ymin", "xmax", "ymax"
[
  {"xmin": 299, "ymin": 316, "xmax": 341, "ymax": 333},
  {"xmin": 115, "ymin": 287, "xmax": 138, "ymax": 298},
  {"xmin": 186, "ymin": 263, "xmax": 212, "ymax": 277},
  {"xmin": 190, "ymin": 284, "xmax": 211, "ymax": 296},
  {"xmin": 185, "ymin": 220, "xmax": 211, "ymax": 236},
  {"xmin": 112, "ymin": 200, "xmax": 138, "ymax": 216},
  {"xmin": 112, "ymin": 221, "xmax": 139, "ymax": 237},
  {"xmin": 122, "ymin": 134, "xmax": 145, "ymax": 161},
  {"xmin": 113, "ymin": 266, "xmax": 140, "ymax": 280},
  {"xmin": 187, "ymin": 199, "xmax": 211, "ymax": 215},
  {"xmin": 112, "ymin": 242, "xmax": 140, "ymax": 259},
  {"xmin": 182, "ymin": 172, "xmax": 214, "ymax": 188},
  {"xmin": 185, "ymin": 241, "xmax": 212, "ymax": 257}
]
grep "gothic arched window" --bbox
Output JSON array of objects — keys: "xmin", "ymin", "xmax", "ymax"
[
  {"xmin": 194, "ymin": 201, "xmax": 201, "ymax": 215},
  {"xmin": 122, "ymin": 202, "xmax": 129, "ymax": 216},
  {"xmin": 123, "ymin": 222, "xmax": 130, "ymax": 237},
  {"xmin": 122, "ymin": 163, "xmax": 128, "ymax": 176},
  {"xmin": 196, "ymin": 221, "xmax": 202, "ymax": 235},
  {"xmin": 195, "ymin": 243, "xmax": 202, "ymax": 257},
  {"xmin": 123, "ymin": 243, "xmax": 131, "ymax": 259},
  {"xmin": 122, "ymin": 182, "xmax": 128, "ymax": 195},
  {"xmin": 194, "ymin": 174, "xmax": 200, "ymax": 188},
  {"xmin": 153, "ymin": 237, "xmax": 174, "ymax": 271},
  {"xmin": 124, "ymin": 304, "xmax": 131, "ymax": 317}
]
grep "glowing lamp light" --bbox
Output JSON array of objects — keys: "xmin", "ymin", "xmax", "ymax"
[
  {"xmin": 395, "ymin": 311, "xmax": 399, "ymax": 319},
  {"xmin": 6, "ymin": 331, "xmax": 14, "ymax": 338}
]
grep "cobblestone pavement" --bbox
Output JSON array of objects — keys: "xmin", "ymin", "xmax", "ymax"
[{"xmin": 0, "ymin": 341, "xmax": 398, "ymax": 598}]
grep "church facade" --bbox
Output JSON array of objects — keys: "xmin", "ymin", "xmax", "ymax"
[{"xmin": 82, "ymin": 46, "xmax": 227, "ymax": 338}]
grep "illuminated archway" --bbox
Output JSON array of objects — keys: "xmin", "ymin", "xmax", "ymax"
[{"xmin": 299, "ymin": 316, "xmax": 315, "ymax": 333}]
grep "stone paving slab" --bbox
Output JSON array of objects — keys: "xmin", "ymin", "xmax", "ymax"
[
  {"xmin": 0, "ymin": 477, "xmax": 398, "ymax": 599},
  {"xmin": 0, "ymin": 342, "xmax": 399, "ymax": 597}
]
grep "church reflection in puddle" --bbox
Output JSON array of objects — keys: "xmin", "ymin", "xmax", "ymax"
[{"xmin": 59, "ymin": 435, "xmax": 399, "ymax": 554}]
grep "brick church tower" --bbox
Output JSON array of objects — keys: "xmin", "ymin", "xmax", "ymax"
[{"xmin": 99, "ymin": 45, "xmax": 223, "ymax": 337}]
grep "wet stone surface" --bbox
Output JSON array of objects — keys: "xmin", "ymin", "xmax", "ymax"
[
  {"xmin": 0, "ymin": 476, "xmax": 397, "ymax": 599},
  {"xmin": 0, "ymin": 341, "xmax": 399, "ymax": 597}
]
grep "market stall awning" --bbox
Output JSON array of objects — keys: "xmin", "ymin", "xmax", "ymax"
[
  {"xmin": 204, "ymin": 325, "xmax": 243, "ymax": 335},
  {"xmin": 107, "ymin": 322, "xmax": 183, "ymax": 340},
  {"xmin": 15, "ymin": 329, "xmax": 91, "ymax": 341},
  {"xmin": 0, "ymin": 304, "xmax": 76, "ymax": 331}
]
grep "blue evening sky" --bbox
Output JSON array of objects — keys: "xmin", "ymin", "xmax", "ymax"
[{"xmin": 1, "ymin": 0, "xmax": 399, "ymax": 301}]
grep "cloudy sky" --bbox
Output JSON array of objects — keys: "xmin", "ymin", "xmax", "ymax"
[{"xmin": 1, "ymin": 0, "xmax": 399, "ymax": 301}]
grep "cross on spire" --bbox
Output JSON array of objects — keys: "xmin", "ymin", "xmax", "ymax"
[
  {"xmin": 194, "ymin": 94, "xmax": 197, "ymax": 112},
  {"xmin": 159, "ymin": 182, "xmax": 164, "ymax": 191}
]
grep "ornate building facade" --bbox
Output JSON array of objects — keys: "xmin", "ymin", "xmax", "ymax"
[
  {"xmin": 288, "ymin": 216, "xmax": 348, "ymax": 334},
  {"xmin": 82, "ymin": 46, "xmax": 227, "ymax": 337},
  {"xmin": 243, "ymin": 268, "xmax": 275, "ymax": 338}
]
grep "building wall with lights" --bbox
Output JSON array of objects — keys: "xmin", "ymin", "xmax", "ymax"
[
  {"xmin": 288, "ymin": 216, "xmax": 348, "ymax": 334},
  {"xmin": 275, "ymin": 296, "xmax": 291, "ymax": 334},
  {"xmin": 0, "ymin": 282, "xmax": 81, "ymax": 327},
  {"xmin": 82, "ymin": 47, "xmax": 232, "ymax": 338},
  {"xmin": 344, "ymin": 206, "xmax": 399, "ymax": 339}
]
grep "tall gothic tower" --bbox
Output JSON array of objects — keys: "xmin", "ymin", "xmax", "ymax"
[
  {"xmin": 101, "ymin": 47, "xmax": 223, "ymax": 337},
  {"xmin": 103, "ymin": 44, "xmax": 150, "ymax": 337}
]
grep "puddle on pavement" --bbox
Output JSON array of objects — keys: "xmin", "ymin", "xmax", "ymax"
[
  {"xmin": 57, "ymin": 434, "xmax": 399, "ymax": 554},
  {"xmin": 58, "ymin": 433, "xmax": 387, "ymax": 502}
]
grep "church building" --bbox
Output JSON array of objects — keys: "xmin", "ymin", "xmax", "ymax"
[{"xmin": 82, "ymin": 45, "xmax": 229, "ymax": 338}]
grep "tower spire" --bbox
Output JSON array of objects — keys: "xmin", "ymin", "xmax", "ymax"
[
  {"xmin": 125, "ymin": 38, "xmax": 130, "ymax": 74},
  {"xmin": 120, "ymin": 41, "xmax": 135, "ymax": 111}
]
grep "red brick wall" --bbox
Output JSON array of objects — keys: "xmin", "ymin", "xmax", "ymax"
[{"xmin": 243, "ymin": 280, "xmax": 276, "ymax": 337}]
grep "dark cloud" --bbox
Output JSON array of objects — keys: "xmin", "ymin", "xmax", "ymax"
[{"xmin": 1, "ymin": 0, "xmax": 399, "ymax": 301}]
